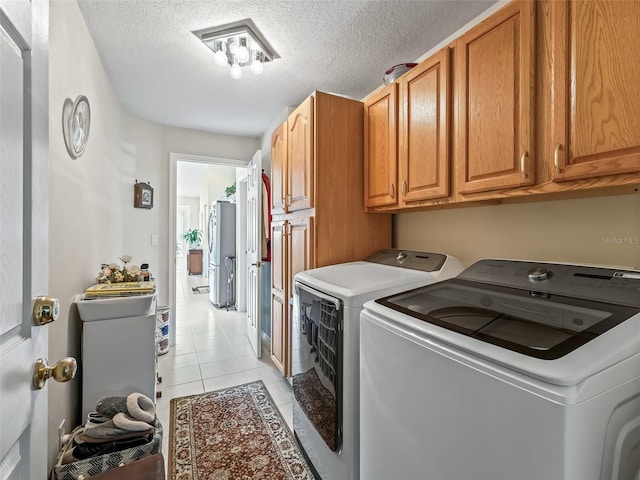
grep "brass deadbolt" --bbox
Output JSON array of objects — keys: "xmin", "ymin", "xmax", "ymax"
[
  {"xmin": 33, "ymin": 296, "xmax": 60, "ymax": 326},
  {"xmin": 33, "ymin": 357, "xmax": 77, "ymax": 390}
]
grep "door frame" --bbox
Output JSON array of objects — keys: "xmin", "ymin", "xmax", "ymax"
[
  {"xmin": 235, "ymin": 171, "xmax": 248, "ymax": 312},
  {"xmin": 169, "ymin": 153, "xmax": 248, "ymax": 347}
]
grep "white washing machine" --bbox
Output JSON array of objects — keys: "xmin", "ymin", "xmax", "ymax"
[
  {"xmin": 360, "ymin": 259, "xmax": 640, "ymax": 480},
  {"xmin": 292, "ymin": 249, "xmax": 463, "ymax": 480}
]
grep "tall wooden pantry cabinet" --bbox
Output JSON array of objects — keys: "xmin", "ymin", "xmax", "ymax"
[{"xmin": 270, "ymin": 91, "xmax": 391, "ymax": 377}]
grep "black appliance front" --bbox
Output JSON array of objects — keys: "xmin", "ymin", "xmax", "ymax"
[{"xmin": 293, "ymin": 282, "xmax": 343, "ymax": 453}]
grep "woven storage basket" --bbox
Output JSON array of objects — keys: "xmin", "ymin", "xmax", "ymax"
[{"xmin": 52, "ymin": 419, "xmax": 162, "ymax": 480}]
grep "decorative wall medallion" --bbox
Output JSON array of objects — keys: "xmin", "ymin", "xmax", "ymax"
[{"xmin": 62, "ymin": 95, "xmax": 91, "ymax": 159}]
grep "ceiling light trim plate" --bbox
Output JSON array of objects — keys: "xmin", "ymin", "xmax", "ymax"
[{"xmin": 193, "ymin": 18, "xmax": 280, "ymax": 63}]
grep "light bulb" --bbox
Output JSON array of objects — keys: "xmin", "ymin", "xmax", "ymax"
[
  {"xmin": 236, "ymin": 38, "xmax": 249, "ymax": 63},
  {"xmin": 230, "ymin": 62, "xmax": 242, "ymax": 79},
  {"xmin": 251, "ymin": 59, "xmax": 263, "ymax": 75},
  {"xmin": 229, "ymin": 39, "xmax": 238, "ymax": 55},
  {"xmin": 236, "ymin": 45, "xmax": 249, "ymax": 63},
  {"xmin": 214, "ymin": 49, "xmax": 228, "ymax": 67}
]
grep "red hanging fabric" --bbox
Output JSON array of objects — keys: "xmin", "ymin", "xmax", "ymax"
[{"xmin": 261, "ymin": 170, "xmax": 271, "ymax": 262}]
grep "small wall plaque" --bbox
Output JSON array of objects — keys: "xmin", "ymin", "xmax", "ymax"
[{"xmin": 134, "ymin": 181, "xmax": 153, "ymax": 209}]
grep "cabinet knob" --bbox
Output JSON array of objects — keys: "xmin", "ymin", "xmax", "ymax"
[{"xmin": 389, "ymin": 183, "xmax": 395, "ymax": 199}]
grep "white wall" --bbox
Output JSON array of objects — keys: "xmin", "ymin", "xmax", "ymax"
[
  {"xmin": 123, "ymin": 116, "xmax": 258, "ymax": 308},
  {"xmin": 48, "ymin": 0, "xmax": 126, "ymax": 467},
  {"xmin": 207, "ymin": 164, "xmax": 237, "ymax": 201},
  {"xmin": 47, "ymin": 0, "xmax": 258, "ymax": 469},
  {"xmin": 396, "ymin": 194, "xmax": 640, "ymax": 270},
  {"xmin": 178, "ymin": 196, "xmax": 200, "ymax": 233}
]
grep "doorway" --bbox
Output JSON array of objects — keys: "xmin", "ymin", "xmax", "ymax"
[{"xmin": 169, "ymin": 153, "xmax": 249, "ymax": 348}]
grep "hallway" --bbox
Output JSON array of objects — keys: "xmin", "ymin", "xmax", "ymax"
[{"xmin": 156, "ymin": 267, "xmax": 292, "ymax": 463}]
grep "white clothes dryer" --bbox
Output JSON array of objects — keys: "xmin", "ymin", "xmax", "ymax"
[
  {"xmin": 292, "ymin": 249, "xmax": 463, "ymax": 480},
  {"xmin": 360, "ymin": 259, "xmax": 640, "ymax": 480}
]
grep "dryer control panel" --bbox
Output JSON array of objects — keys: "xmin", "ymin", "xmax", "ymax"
[{"xmin": 366, "ymin": 249, "xmax": 446, "ymax": 272}]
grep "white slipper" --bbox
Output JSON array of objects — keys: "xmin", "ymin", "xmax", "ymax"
[
  {"xmin": 112, "ymin": 412, "xmax": 155, "ymax": 432},
  {"xmin": 96, "ymin": 392, "xmax": 155, "ymax": 424}
]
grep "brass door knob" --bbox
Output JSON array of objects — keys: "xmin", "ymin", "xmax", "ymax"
[
  {"xmin": 33, "ymin": 296, "xmax": 60, "ymax": 326},
  {"xmin": 33, "ymin": 357, "xmax": 77, "ymax": 390}
]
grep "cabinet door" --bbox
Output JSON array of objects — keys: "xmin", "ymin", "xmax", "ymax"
[
  {"xmin": 271, "ymin": 220, "xmax": 286, "ymax": 299},
  {"xmin": 270, "ymin": 220, "xmax": 287, "ymax": 374},
  {"xmin": 270, "ymin": 294, "xmax": 287, "ymax": 375},
  {"xmin": 285, "ymin": 214, "xmax": 314, "ymax": 377},
  {"xmin": 271, "ymin": 121, "xmax": 287, "ymax": 214},
  {"xmin": 364, "ymin": 83, "xmax": 398, "ymax": 207},
  {"xmin": 287, "ymin": 96, "xmax": 314, "ymax": 212},
  {"xmin": 399, "ymin": 48, "xmax": 451, "ymax": 203},
  {"xmin": 288, "ymin": 215, "xmax": 314, "ymax": 297},
  {"xmin": 456, "ymin": 0, "xmax": 535, "ymax": 194},
  {"xmin": 551, "ymin": 1, "xmax": 640, "ymax": 181},
  {"xmin": 188, "ymin": 250, "xmax": 202, "ymax": 275}
]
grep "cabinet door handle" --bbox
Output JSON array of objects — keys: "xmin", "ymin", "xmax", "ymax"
[
  {"xmin": 286, "ymin": 194, "xmax": 291, "ymax": 206},
  {"xmin": 401, "ymin": 180, "xmax": 407, "ymax": 196},
  {"xmin": 554, "ymin": 144, "xmax": 562, "ymax": 174},
  {"xmin": 520, "ymin": 152, "xmax": 528, "ymax": 178},
  {"xmin": 389, "ymin": 183, "xmax": 395, "ymax": 199}
]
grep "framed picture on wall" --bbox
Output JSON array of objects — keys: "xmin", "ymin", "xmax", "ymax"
[{"xmin": 134, "ymin": 182, "xmax": 153, "ymax": 209}]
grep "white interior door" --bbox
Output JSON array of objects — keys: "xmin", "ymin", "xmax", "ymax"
[
  {"xmin": 246, "ymin": 150, "xmax": 262, "ymax": 357},
  {"xmin": 0, "ymin": 0, "xmax": 49, "ymax": 478}
]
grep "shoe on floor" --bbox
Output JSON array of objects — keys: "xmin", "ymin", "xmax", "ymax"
[
  {"xmin": 95, "ymin": 392, "xmax": 155, "ymax": 424},
  {"xmin": 62, "ymin": 434, "xmax": 151, "ymax": 464},
  {"xmin": 84, "ymin": 412, "xmax": 108, "ymax": 429},
  {"xmin": 78, "ymin": 419, "xmax": 153, "ymax": 444}
]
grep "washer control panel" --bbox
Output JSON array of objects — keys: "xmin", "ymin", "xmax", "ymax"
[
  {"xmin": 460, "ymin": 259, "xmax": 640, "ymax": 307},
  {"xmin": 527, "ymin": 266, "xmax": 552, "ymax": 281}
]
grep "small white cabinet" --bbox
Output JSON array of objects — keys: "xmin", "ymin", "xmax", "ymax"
[{"xmin": 77, "ymin": 294, "xmax": 158, "ymax": 421}]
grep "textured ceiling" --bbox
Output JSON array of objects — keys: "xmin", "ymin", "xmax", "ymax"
[{"xmin": 77, "ymin": 0, "xmax": 498, "ymax": 138}]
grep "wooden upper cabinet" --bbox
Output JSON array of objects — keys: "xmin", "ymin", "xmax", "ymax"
[
  {"xmin": 271, "ymin": 121, "xmax": 287, "ymax": 215},
  {"xmin": 364, "ymin": 83, "xmax": 398, "ymax": 208},
  {"xmin": 399, "ymin": 47, "xmax": 451, "ymax": 203},
  {"xmin": 551, "ymin": 0, "xmax": 640, "ymax": 182},
  {"xmin": 456, "ymin": 0, "xmax": 535, "ymax": 194},
  {"xmin": 287, "ymin": 96, "xmax": 314, "ymax": 212}
]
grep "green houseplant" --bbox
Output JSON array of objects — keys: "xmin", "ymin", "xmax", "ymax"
[
  {"xmin": 184, "ymin": 228, "xmax": 202, "ymax": 249},
  {"xmin": 225, "ymin": 183, "xmax": 236, "ymax": 199}
]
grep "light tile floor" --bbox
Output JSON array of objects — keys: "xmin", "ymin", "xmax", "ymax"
[{"xmin": 156, "ymin": 268, "xmax": 293, "ymax": 467}]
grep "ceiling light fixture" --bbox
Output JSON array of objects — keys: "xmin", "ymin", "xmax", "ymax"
[{"xmin": 193, "ymin": 19, "xmax": 279, "ymax": 80}]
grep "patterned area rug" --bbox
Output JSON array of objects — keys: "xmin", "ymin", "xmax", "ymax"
[
  {"xmin": 169, "ymin": 381, "xmax": 314, "ymax": 480},
  {"xmin": 292, "ymin": 368, "xmax": 336, "ymax": 451}
]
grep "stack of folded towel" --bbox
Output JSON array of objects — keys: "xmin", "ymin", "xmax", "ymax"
[{"xmin": 62, "ymin": 392, "xmax": 156, "ymax": 465}]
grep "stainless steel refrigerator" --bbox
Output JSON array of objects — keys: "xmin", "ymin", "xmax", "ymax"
[{"xmin": 208, "ymin": 201, "xmax": 236, "ymax": 308}]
